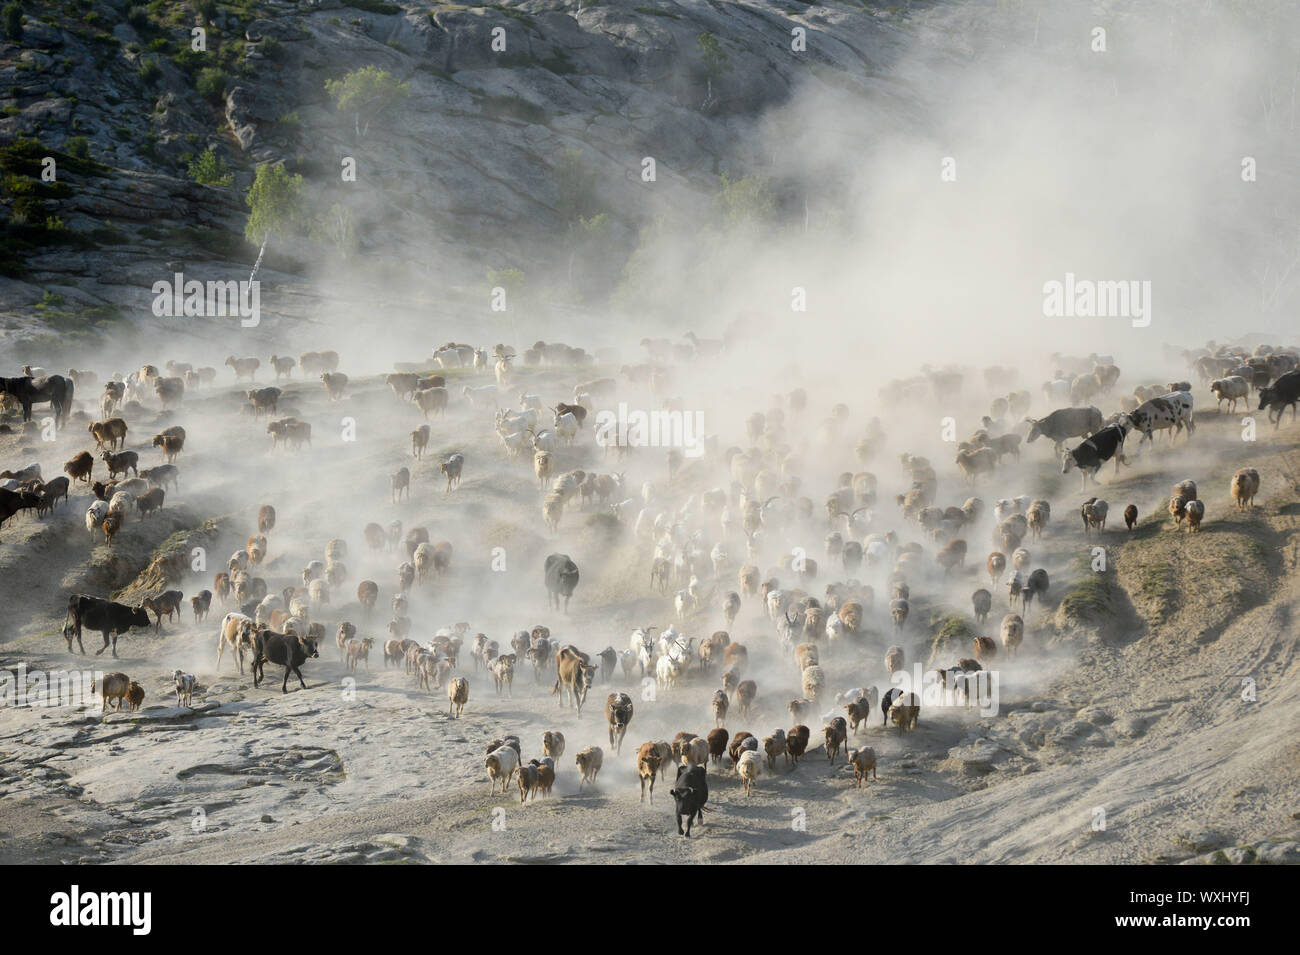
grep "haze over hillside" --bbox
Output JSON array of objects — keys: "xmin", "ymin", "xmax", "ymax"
[{"xmin": 1, "ymin": 0, "xmax": 1298, "ymax": 371}]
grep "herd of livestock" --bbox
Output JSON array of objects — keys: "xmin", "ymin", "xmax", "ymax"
[{"xmin": 1, "ymin": 333, "xmax": 1298, "ymax": 835}]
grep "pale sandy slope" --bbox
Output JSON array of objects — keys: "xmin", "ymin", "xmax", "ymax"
[{"xmin": 0, "ymin": 369, "xmax": 1297, "ymax": 865}]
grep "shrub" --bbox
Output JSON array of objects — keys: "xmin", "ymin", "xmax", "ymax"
[
  {"xmin": 195, "ymin": 67, "xmax": 228, "ymax": 104},
  {"xmin": 138, "ymin": 58, "xmax": 162, "ymax": 84},
  {"xmin": 2, "ymin": 3, "xmax": 22, "ymax": 42},
  {"xmin": 65, "ymin": 136, "xmax": 91, "ymax": 160},
  {"xmin": 187, "ymin": 146, "xmax": 233, "ymax": 187}
]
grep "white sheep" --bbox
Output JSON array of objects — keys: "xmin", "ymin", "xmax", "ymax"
[
  {"xmin": 530, "ymin": 429, "xmax": 559, "ymax": 454},
  {"xmin": 737, "ymin": 750, "xmax": 763, "ymax": 795},
  {"xmin": 554, "ymin": 411, "xmax": 579, "ymax": 445},
  {"xmin": 85, "ymin": 500, "xmax": 109, "ymax": 535},
  {"xmin": 486, "ymin": 745, "xmax": 519, "ymax": 793},
  {"xmin": 173, "ymin": 670, "xmax": 196, "ymax": 707}
]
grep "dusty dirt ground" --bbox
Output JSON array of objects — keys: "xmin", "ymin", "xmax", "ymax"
[{"xmin": 1, "ymin": 359, "xmax": 1298, "ymax": 865}]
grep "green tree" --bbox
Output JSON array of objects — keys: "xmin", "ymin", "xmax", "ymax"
[
  {"xmin": 696, "ymin": 33, "xmax": 730, "ymax": 109},
  {"xmin": 553, "ymin": 148, "xmax": 601, "ymax": 224},
  {"xmin": 244, "ymin": 163, "xmax": 304, "ymax": 282},
  {"xmin": 314, "ymin": 202, "xmax": 358, "ymax": 259},
  {"xmin": 325, "ymin": 65, "xmax": 411, "ymax": 137},
  {"xmin": 716, "ymin": 171, "xmax": 775, "ymax": 229},
  {"xmin": 188, "ymin": 146, "xmax": 233, "ymax": 187}
]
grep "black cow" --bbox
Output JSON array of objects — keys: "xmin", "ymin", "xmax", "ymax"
[
  {"xmin": 670, "ymin": 763, "xmax": 710, "ymax": 837},
  {"xmin": 0, "ymin": 374, "xmax": 74, "ymax": 426},
  {"xmin": 1258, "ymin": 369, "xmax": 1300, "ymax": 429},
  {"xmin": 0, "ymin": 487, "xmax": 40, "ymax": 534},
  {"xmin": 544, "ymin": 553, "xmax": 580, "ymax": 612},
  {"xmin": 252, "ymin": 630, "xmax": 319, "ymax": 693},
  {"xmin": 881, "ymin": 687, "xmax": 903, "ymax": 726},
  {"xmin": 597, "ymin": 646, "xmax": 618, "ymax": 683},
  {"xmin": 62, "ymin": 594, "xmax": 152, "ymax": 656},
  {"xmin": 1061, "ymin": 421, "xmax": 1129, "ymax": 487}
]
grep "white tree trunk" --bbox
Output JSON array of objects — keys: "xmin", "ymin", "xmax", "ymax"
[{"xmin": 249, "ymin": 235, "xmax": 268, "ymax": 285}]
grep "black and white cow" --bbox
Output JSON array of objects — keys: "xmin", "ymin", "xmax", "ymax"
[
  {"xmin": 1126, "ymin": 391, "xmax": 1194, "ymax": 446},
  {"xmin": 1061, "ymin": 421, "xmax": 1130, "ymax": 487}
]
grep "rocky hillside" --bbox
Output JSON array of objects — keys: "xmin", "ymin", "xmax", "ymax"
[{"xmin": 0, "ymin": 0, "xmax": 927, "ymax": 336}]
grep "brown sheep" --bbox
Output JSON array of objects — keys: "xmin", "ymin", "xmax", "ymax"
[
  {"xmin": 987, "ymin": 551, "xmax": 1006, "ymax": 586},
  {"xmin": 355, "ymin": 580, "xmax": 378, "ymax": 616},
  {"xmin": 93, "ymin": 672, "xmax": 132, "ymax": 712},
  {"xmin": 575, "ymin": 746, "xmax": 603, "ymax": 789},
  {"xmin": 391, "ymin": 467, "xmax": 410, "ymax": 503},
  {"xmin": 321, "ymin": 371, "xmax": 348, "ymax": 400},
  {"xmin": 64, "ymin": 450, "xmax": 94, "ymax": 485},
  {"xmin": 637, "ymin": 741, "xmax": 663, "ymax": 804},
  {"xmin": 447, "ymin": 676, "xmax": 469, "ymax": 718},
  {"xmin": 190, "ymin": 590, "xmax": 212, "ymax": 622},
  {"xmin": 849, "ymin": 746, "xmax": 878, "ymax": 787},
  {"xmin": 890, "ymin": 692, "xmax": 921, "ymax": 733},
  {"xmin": 414, "ymin": 386, "xmax": 448, "ymax": 418},
  {"xmin": 89, "ymin": 418, "xmax": 128, "ymax": 450},
  {"xmin": 142, "ymin": 590, "xmax": 184, "ymax": 631},
  {"xmin": 411, "ymin": 425, "xmax": 431, "ymax": 459},
  {"xmin": 346, "ymin": 637, "xmax": 375, "ymax": 671},
  {"xmin": 785, "ymin": 724, "xmax": 811, "ymax": 764},
  {"xmin": 534, "ymin": 760, "xmax": 556, "ymax": 798},
  {"xmin": 1231, "ymin": 468, "xmax": 1260, "ymax": 509},
  {"xmin": 1169, "ymin": 495, "xmax": 1188, "ymax": 526},
  {"xmin": 125, "ymin": 681, "xmax": 145, "ymax": 712},
  {"xmin": 706, "ymin": 727, "xmax": 729, "ymax": 764},
  {"xmin": 101, "ymin": 511, "xmax": 124, "ymax": 547},
  {"xmin": 824, "ymin": 716, "xmax": 848, "ymax": 763},
  {"xmin": 258, "ymin": 504, "xmax": 276, "ymax": 534},
  {"xmin": 723, "ymin": 642, "xmax": 749, "ymax": 672},
  {"xmin": 1000, "ymin": 613, "xmax": 1024, "ymax": 657},
  {"xmin": 517, "ymin": 762, "xmax": 539, "ymax": 804},
  {"xmin": 1124, "ymin": 504, "xmax": 1138, "ymax": 529},
  {"xmin": 845, "ymin": 698, "xmax": 872, "ymax": 734},
  {"xmin": 152, "ymin": 431, "xmax": 185, "ymax": 463},
  {"xmin": 736, "ymin": 679, "xmax": 757, "ymax": 718},
  {"xmin": 936, "ymin": 538, "xmax": 967, "ymax": 574},
  {"xmin": 762, "ymin": 729, "xmax": 786, "ymax": 770},
  {"xmin": 711, "ymin": 689, "xmax": 729, "ymax": 727},
  {"xmin": 973, "ymin": 635, "xmax": 998, "ymax": 664}
]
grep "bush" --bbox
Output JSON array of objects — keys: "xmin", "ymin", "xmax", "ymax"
[
  {"xmin": 2, "ymin": 3, "xmax": 22, "ymax": 42},
  {"xmin": 138, "ymin": 58, "xmax": 161, "ymax": 84},
  {"xmin": 187, "ymin": 146, "xmax": 233, "ymax": 187},
  {"xmin": 195, "ymin": 67, "xmax": 228, "ymax": 104},
  {"xmin": 196, "ymin": 0, "xmax": 218, "ymax": 24},
  {"xmin": 65, "ymin": 136, "xmax": 91, "ymax": 160}
]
